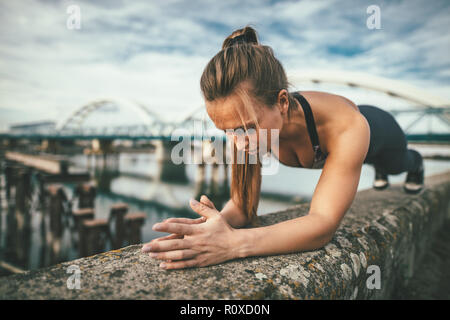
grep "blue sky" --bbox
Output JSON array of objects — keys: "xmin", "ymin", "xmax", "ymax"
[{"xmin": 0, "ymin": 0, "xmax": 449, "ymax": 130}]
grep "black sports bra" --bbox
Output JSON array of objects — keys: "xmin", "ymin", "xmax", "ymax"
[{"xmin": 291, "ymin": 92, "xmax": 328, "ymax": 169}]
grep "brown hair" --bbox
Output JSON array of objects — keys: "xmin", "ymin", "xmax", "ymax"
[{"xmin": 200, "ymin": 25, "xmax": 297, "ymax": 225}]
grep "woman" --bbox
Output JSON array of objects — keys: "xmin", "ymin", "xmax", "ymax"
[{"xmin": 142, "ymin": 26, "xmax": 424, "ymax": 270}]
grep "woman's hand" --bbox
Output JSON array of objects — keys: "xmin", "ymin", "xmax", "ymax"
[
  {"xmin": 141, "ymin": 196, "xmax": 239, "ymax": 270},
  {"xmin": 145, "ymin": 195, "xmax": 214, "ymax": 245},
  {"xmin": 147, "ymin": 216, "xmax": 206, "ymax": 244},
  {"xmin": 142, "ymin": 196, "xmax": 213, "ymax": 264}
]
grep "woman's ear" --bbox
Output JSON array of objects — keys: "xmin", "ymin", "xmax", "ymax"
[{"xmin": 277, "ymin": 89, "xmax": 289, "ymax": 115}]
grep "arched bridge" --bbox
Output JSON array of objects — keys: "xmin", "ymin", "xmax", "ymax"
[{"xmin": 1, "ymin": 72, "xmax": 449, "ymax": 142}]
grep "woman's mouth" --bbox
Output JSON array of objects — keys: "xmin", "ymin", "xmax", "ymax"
[{"xmin": 245, "ymin": 147, "xmax": 258, "ymax": 154}]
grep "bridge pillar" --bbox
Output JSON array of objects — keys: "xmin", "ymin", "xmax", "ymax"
[
  {"xmin": 208, "ymin": 163, "xmax": 228, "ymax": 211},
  {"xmin": 41, "ymin": 139, "xmax": 60, "ymax": 154},
  {"xmin": 0, "ymin": 138, "xmax": 8, "ymax": 157},
  {"xmin": 209, "ymin": 140, "xmax": 230, "ymax": 210},
  {"xmin": 193, "ymin": 140, "xmax": 229, "ymax": 210},
  {"xmin": 90, "ymin": 139, "xmax": 119, "ymax": 171},
  {"xmin": 3, "ymin": 139, "xmax": 17, "ymax": 150},
  {"xmin": 194, "ymin": 162, "xmax": 208, "ymax": 200},
  {"xmin": 155, "ymin": 140, "xmax": 188, "ymax": 183}
]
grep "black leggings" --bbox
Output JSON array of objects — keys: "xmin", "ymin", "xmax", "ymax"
[{"xmin": 358, "ymin": 105, "xmax": 423, "ymax": 175}]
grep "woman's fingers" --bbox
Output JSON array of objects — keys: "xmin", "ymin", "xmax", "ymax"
[
  {"xmin": 189, "ymin": 198, "xmax": 219, "ymax": 219},
  {"xmin": 159, "ymin": 258, "xmax": 199, "ymax": 270},
  {"xmin": 143, "ymin": 238, "xmax": 189, "ymax": 253},
  {"xmin": 153, "ymin": 222, "xmax": 195, "ymax": 235},
  {"xmin": 150, "ymin": 249, "xmax": 198, "ymax": 262},
  {"xmin": 200, "ymin": 195, "xmax": 216, "ymax": 210},
  {"xmin": 147, "ymin": 217, "xmax": 206, "ymax": 249},
  {"xmin": 164, "ymin": 217, "xmax": 206, "ymax": 224},
  {"xmin": 150, "ymin": 233, "xmax": 183, "ymax": 243},
  {"xmin": 150, "ymin": 196, "xmax": 213, "ymax": 238}
]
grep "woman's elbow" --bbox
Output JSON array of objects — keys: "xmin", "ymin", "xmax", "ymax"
[
  {"xmin": 308, "ymin": 213, "xmax": 339, "ymax": 249},
  {"xmin": 322, "ymin": 232, "xmax": 335, "ymax": 247},
  {"xmin": 313, "ymin": 231, "xmax": 335, "ymax": 250}
]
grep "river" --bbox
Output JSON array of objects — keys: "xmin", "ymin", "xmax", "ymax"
[{"xmin": 0, "ymin": 149, "xmax": 449, "ymax": 272}]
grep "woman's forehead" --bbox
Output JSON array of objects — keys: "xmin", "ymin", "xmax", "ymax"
[{"xmin": 206, "ymin": 95, "xmax": 260, "ymax": 130}]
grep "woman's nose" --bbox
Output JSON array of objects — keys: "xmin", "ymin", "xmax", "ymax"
[{"xmin": 234, "ymin": 135, "xmax": 258, "ymax": 151}]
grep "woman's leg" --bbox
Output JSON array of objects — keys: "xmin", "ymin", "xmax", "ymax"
[
  {"xmin": 375, "ymin": 147, "xmax": 423, "ymax": 175},
  {"xmin": 358, "ymin": 104, "xmax": 424, "ymax": 192}
]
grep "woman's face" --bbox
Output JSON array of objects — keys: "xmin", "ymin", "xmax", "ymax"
[{"xmin": 206, "ymin": 91, "xmax": 283, "ymax": 155}]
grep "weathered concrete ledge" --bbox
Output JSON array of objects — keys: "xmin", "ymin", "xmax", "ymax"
[{"xmin": 1, "ymin": 171, "xmax": 449, "ymax": 300}]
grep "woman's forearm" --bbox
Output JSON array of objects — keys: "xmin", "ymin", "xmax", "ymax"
[
  {"xmin": 231, "ymin": 213, "xmax": 336, "ymax": 258},
  {"xmin": 219, "ymin": 199, "xmax": 249, "ymax": 228}
]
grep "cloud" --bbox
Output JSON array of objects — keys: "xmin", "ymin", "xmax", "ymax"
[{"xmin": 0, "ymin": 0, "xmax": 449, "ymax": 130}]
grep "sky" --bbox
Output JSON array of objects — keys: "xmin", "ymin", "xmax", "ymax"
[{"xmin": 0, "ymin": 0, "xmax": 449, "ymax": 131}]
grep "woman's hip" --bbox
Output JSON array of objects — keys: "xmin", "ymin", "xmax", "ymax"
[{"xmin": 357, "ymin": 104, "xmax": 407, "ymax": 162}]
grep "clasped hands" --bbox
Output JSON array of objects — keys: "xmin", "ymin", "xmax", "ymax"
[{"xmin": 142, "ymin": 195, "xmax": 238, "ymax": 270}]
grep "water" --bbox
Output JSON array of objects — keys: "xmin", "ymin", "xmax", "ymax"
[{"xmin": 0, "ymin": 150, "xmax": 449, "ymax": 273}]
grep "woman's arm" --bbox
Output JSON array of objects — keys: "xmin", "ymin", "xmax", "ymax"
[
  {"xmin": 145, "ymin": 114, "xmax": 370, "ymax": 269},
  {"xmin": 233, "ymin": 113, "xmax": 370, "ymax": 258},
  {"xmin": 232, "ymin": 213, "xmax": 335, "ymax": 258}
]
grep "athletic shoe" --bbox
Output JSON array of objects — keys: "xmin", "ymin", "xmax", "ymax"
[
  {"xmin": 403, "ymin": 163, "xmax": 424, "ymax": 194},
  {"xmin": 373, "ymin": 166, "xmax": 389, "ymax": 190}
]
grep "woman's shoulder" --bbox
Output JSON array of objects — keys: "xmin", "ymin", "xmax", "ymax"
[
  {"xmin": 299, "ymin": 91, "xmax": 362, "ymax": 152},
  {"xmin": 294, "ymin": 91, "xmax": 356, "ymax": 124},
  {"xmin": 297, "ymin": 90, "xmax": 357, "ymax": 110}
]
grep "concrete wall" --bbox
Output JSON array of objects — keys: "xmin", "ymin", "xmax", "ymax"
[{"xmin": 0, "ymin": 171, "xmax": 449, "ymax": 299}]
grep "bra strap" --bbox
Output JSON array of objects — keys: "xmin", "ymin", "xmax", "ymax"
[{"xmin": 292, "ymin": 92, "xmax": 320, "ymax": 148}]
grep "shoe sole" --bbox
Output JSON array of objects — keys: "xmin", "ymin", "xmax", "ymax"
[
  {"xmin": 403, "ymin": 184, "xmax": 423, "ymax": 194},
  {"xmin": 373, "ymin": 182, "xmax": 389, "ymax": 190}
]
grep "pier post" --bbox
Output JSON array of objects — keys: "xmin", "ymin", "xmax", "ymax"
[
  {"xmin": 46, "ymin": 185, "xmax": 67, "ymax": 264},
  {"xmin": 74, "ymin": 183, "xmax": 96, "ymax": 209},
  {"xmin": 109, "ymin": 203, "xmax": 129, "ymax": 249},
  {"xmin": 14, "ymin": 168, "xmax": 32, "ymax": 267},
  {"xmin": 4, "ymin": 164, "xmax": 19, "ymax": 201},
  {"xmin": 124, "ymin": 212, "xmax": 146, "ymax": 245},
  {"xmin": 72, "ymin": 208, "xmax": 94, "ymax": 255},
  {"xmin": 81, "ymin": 219, "xmax": 110, "ymax": 256}
]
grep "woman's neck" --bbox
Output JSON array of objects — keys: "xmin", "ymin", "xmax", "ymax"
[{"xmin": 279, "ymin": 95, "xmax": 308, "ymax": 143}]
